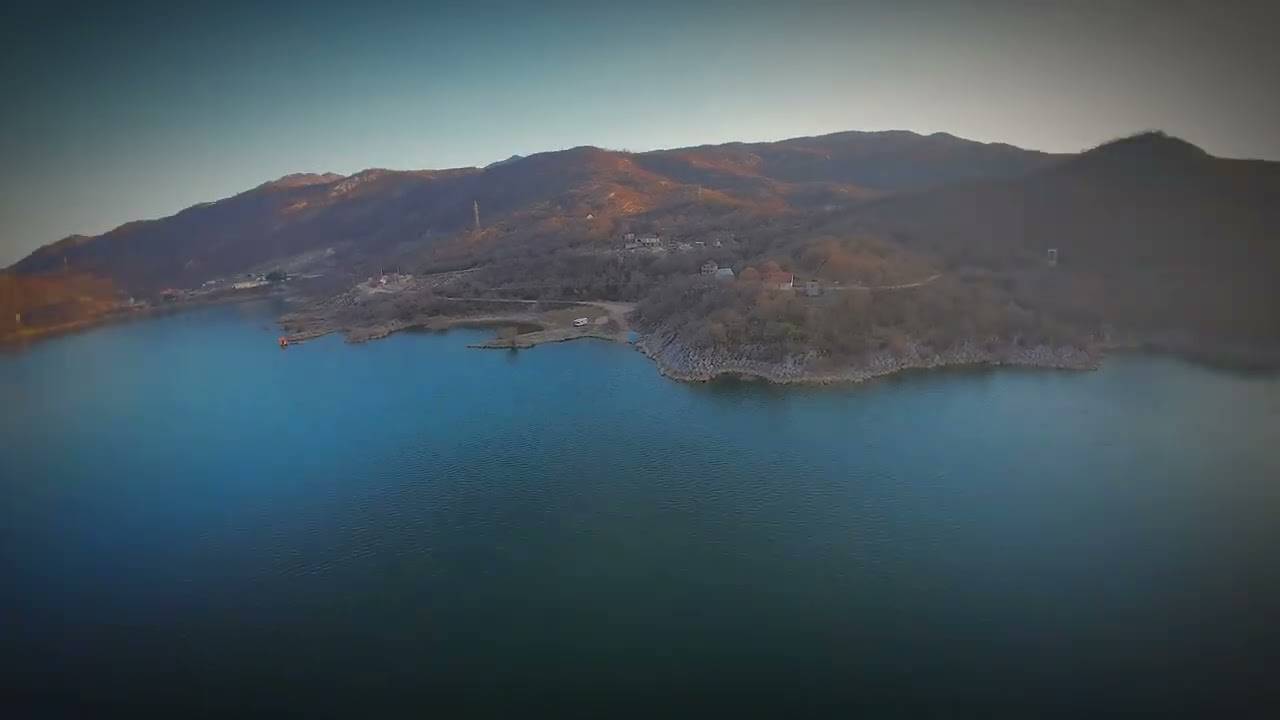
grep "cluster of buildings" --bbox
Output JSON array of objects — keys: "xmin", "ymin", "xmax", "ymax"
[
  {"xmin": 157, "ymin": 270, "xmax": 291, "ymax": 303},
  {"xmin": 620, "ymin": 232, "xmax": 729, "ymax": 252},
  {"xmin": 700, "ymin": 261, "xmax": 736, "ymax": 280},
  {"xmin": 366, "ymin": 272, "xmax": 414, "ymax": 292},
  {"xmin": 621, "ymin": 232, "xmax": 665, "ymax": 251},
  {"xmin": 699, "ymin": 262, "xmax": 798, "ymax": 290},
  {"xmin": 617, "ymin": 229, "xmax": 813, "ymax": 294},
  {"xmin": 706, "ymin": 258, "xmax": 824, "ymax": 293}
]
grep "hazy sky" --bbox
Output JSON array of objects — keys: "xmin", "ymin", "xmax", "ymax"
[{"xmin": 2, "ymin": 0, "xmax": 1278, "ymax": 266}]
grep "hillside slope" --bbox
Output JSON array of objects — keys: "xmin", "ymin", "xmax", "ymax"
[
  {"xmin": 9, "ymin": 130, "xmax": 1057, "ymax": 294},
  {"xmin": 631, "ymin": 132, "xmax": 1280, "ymax": 380},
  {"xmin": 844, "ymin": 132, "xmax": 1280, "ymax": 341}
]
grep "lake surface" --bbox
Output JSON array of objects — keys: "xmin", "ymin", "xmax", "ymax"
[{"xmin": 4, "ymin": 301, "xmax": 1279, "ymax": 715}]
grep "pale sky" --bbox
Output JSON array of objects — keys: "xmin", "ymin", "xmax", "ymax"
[{"xmin": 3, "ymin": 0, "xmax": 1278, "ymax": 266}]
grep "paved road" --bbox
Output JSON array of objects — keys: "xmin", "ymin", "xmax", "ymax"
[{"xmin": 438, "ymin": 297, "xmax": 635, "ymax": 328}]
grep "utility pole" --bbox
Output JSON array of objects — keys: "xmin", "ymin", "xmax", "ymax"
[{"xmin": 473, "ymin": 200, "xmax": 481, "ymax": 231}]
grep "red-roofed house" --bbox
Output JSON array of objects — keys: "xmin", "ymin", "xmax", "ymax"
[{"xmin": 764, "ymin": 271, "xmax": 794, "ymax": 290}]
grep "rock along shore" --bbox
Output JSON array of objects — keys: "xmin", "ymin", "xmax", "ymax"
[
  {"xmin": 278, "ymin": 301, "xmax": 1275, "ymax": 385},
  {"xmin": 635, "ymin": 331, "xmax": 1099, "ymax": 385}
]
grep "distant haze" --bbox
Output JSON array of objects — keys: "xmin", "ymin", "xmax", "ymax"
[{"xmin": 2, "ymin": 0, "xmax": 1278, "ymax": 266}]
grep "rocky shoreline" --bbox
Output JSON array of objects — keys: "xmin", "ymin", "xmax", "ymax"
[
  {"xmin": 635, "ymin": 330, "xmax": 1100, "ymax": 384},
  {"xmin": 281, "ymin": 305, "xmax": 1278, "ymax": 385},
  {"xmin": 12, "ymin": 286, "xmax": 1274, "ymax": 386}
]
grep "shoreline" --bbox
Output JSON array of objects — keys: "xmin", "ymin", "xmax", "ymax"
[
  {"xmin": 278, "ymin": 296, "xmax": 634, "ymax": 348},
  {"xmin": 635, "ymin": 331, "xmax": 1280, "ymax": 385},
  {"xmin": 8, "ymin": 294, "xmax": 1278, "ymax": 384},
  {"xmin": 281, "ymin": 314, "xmax": 544, "ymax": 345},
  {"xmin": 468, "ymin": 326, "xmax": 624, "ymax": 349},
  {"xmin": 279, "ymin": 311, "xmax": 1143, "ymax": 388},
  {"xmin": 1, "ymin": 288, "xmax": 287, "ymax": 348},
  {"xmin": 635, "ymin": 332, "xmax": 1101, "ymax": 385}
]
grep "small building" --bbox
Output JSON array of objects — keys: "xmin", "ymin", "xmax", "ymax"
[
  {"xmin": 573, "ymin": 317, "xmax": 589, "ymax": 327},
  {"xmin": 714, "ymin": 267, "xmax": 735, "ymax": 281},
  {"xmin": 701, "ymin": 261, "xmax": 719, "ymax": 275},
  {"xmin": 623, "ymin": 232, "xmax": 636, "ymax": 242},
  {"xmin": 1047, "ymin": 248, "xmax": 1059, "ymax": 266},
  {"xmin": 764, "ymin": 271, "xmax": 794, "ymax": 290},
  {"xmin": 804, "ymin": 279, "xmax": 821, "ymax": 297},
  {"xmin": 640, "ymin": 235, "xmax": 662, "ymax": 246}
]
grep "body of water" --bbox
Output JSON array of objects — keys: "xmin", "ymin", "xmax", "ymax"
[{"xmin": 4, "ymin": 301, "xmax": 1279, "ymax": 715}]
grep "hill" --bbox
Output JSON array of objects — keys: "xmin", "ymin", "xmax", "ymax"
[
  {"xmin": 0, "ymin": 271, "xmax": 120, "ymax": 342},
  {"xmin": 844, "ymin": 132, "xmax": 1280, "ymax": 342},
  {"xmin": 634, "ymin": 132, "xmax": 1280, "ymax": 379},
  {"xmin": 5, "ymin": 129, "xmax": 1276, "ymax": 374},
  {"xmin": 8, "ymin": 130, "xmax": 1056, "ymax": 294}
]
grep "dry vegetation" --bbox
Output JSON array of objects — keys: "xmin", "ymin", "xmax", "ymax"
[
  {"xmin": 638, "ymin": 269, "xmax": 1086, "ymax": 365},
  {"xmin": 0, "ymin": 272, "xmax": 120, "ymax": 342}
]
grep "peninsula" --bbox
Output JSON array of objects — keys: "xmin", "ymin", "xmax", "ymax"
[{"xmin": 4, "ymin": 130, "xmax": 1278, "ymax": 381}]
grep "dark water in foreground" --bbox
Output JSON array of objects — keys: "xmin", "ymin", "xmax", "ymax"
[{"xmin": 3, "ymin": 301, "xmax": 1279, "ymax": 716}]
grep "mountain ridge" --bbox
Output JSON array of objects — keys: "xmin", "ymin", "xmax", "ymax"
[
  {"xmin": 5, "ymin": 127, "xmax": 1276, "ymax": 364},
  {"xmin": 9, "ymin": 128, "xmax": 1056, "ymax": 280}
]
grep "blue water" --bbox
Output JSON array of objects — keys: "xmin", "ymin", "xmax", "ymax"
[{"xmin": 3, "ymin": 301, "xmax": 1279, "ymax": 715}]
